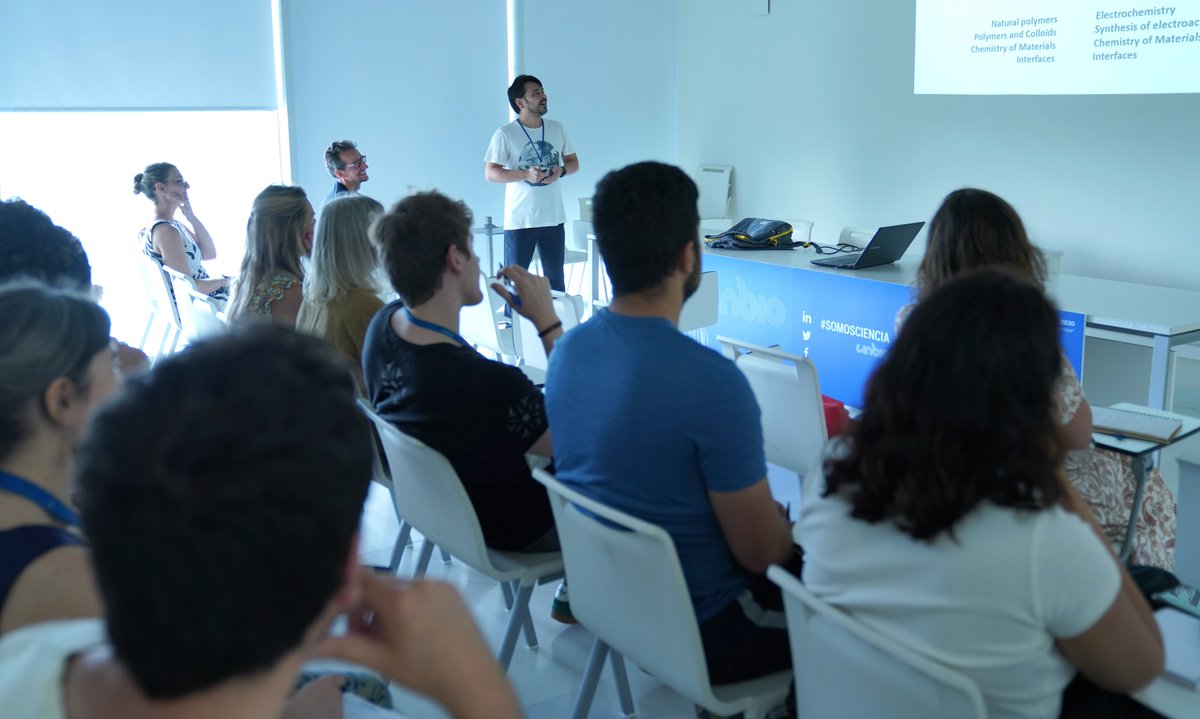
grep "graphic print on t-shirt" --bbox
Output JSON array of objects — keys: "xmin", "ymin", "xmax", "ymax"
[{"xmin": 520, "ymin": 141, "xmax": 561, "ymax": 186}]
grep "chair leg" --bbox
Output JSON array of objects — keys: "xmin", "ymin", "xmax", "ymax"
[
  {"xmin": 497, "ymin": 582, "xmax": 535, "ymax": 670},
  {"xmin": 413, "ymin": 540, "xmax": 435, "ymax": 578},
  {"xmin": 609, "ymin": 650, "xmax": 636, "ymax": 718},
  {"xmin": 388, "ymin": 520, "xmax": 412, "ymax": 574},
  {"xmin": 440, "ymin": 546, "xmax": 451, "ymax": 563},
  {"xmin": 500, "ymin": 580, "xmax": 515, "ymax": 609},
  {"xmin": 521, "ymin": 598, "xmax": 539, "ymax": 649},
  {"xmin": 571, "ymin": 638, "xmax": 609, "ymax": 719}
]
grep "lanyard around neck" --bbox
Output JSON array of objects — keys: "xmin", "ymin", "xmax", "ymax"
[
  {"xmin": 0, "ymin": 470, "xmax": 81, "ymax": 528},
  {"xmin": 403, "ymin": 307, "xmax": 473, "ymax": 350},
  {"xmin": 517, "ymin": 119, "xmax": 546, "ymax": 166}
]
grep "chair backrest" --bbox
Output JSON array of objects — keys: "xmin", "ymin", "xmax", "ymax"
[
  {"xmin": 135, "ymin": 252, "xmax": 181, "ymax": 330},
  {"xmin": 512, "ymin": 291, "xmax": 583, "ymax": 374},
  {"xmin": 163, "ymin": 266, "xmax": 226, "ymax": 342},
  {"xmin": 839, "ymin": 226, "xmax": 875, "ymax": 247},
  {"xmin": 678, "ymin": 271, "xmax": 719, "ymax": 332},
  {"xmin": 767, "ymin": 566, "xmax": 988, "ymax": 719},
  {"xmin": 460, "ymin": 272, "xmax": 516, "ymax": 357},
  {"xmin": 696, "ymin": 165, "xmax": 733, "ymax": 220},
  {"xmin": 717, "ymin": 336, "xmax": 827, "ymax": 476},
  {"xmin": 357, "ymin": 399, "xmax": 493, "ymax": 568},
  {"xmin": 532, "ymin": 468, "xmax": 721, "ymax": 707}
]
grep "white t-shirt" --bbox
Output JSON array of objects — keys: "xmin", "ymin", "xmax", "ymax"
[
  {"xmin": 484, "ymin": 119, "xmax": 573, "ymax": 230},
  {"xmin": 799, "ymin": 461, "xmax": 1121, "ymax": 719},
  {"xmin": 0, "ymin": 618, "xmax": 105, "ymax": 719}
]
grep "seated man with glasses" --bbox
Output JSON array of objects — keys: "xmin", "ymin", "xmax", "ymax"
[{"xmin": 322, "ymin": 139, "xmax": 370, "ymax": 207}]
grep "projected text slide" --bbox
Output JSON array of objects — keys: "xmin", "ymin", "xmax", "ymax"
[{"xmin": 915, "ymin": 0, "xmax": 1200, "ymax": 94}]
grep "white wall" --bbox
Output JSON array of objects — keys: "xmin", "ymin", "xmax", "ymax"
[
  {"xmin": 283, "ymin": 0, "xmax": 678, "ymax": 232},
  {"xmin": 282, "ymin": 0, "xmax": 509, "ymax": 223},
  {"xmin": 676, "ymin": 0, "xmax": 1200, "ymax": 292},
  {"xmin": 519, "ymin": 0, "xmax": 679, "ymax": 218}
]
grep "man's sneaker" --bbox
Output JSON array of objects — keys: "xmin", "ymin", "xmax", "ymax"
[{"xmin": 550, "ymin": 582, "xmax": 576, "ymax": 624}]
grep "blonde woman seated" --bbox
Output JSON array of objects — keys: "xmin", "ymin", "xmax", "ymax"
[
  {"xmin": 912, "ymin": 188, "xmax": 1176, "ymax": 569},
  {"xmin": 133, "ymin": 163, "xmax": 230, "ymax": 303},
  {"xmin": 0, "ymin": 282, "xmax": 119, "ymax": 637},
  {"xmin": 297, "ymin": 193, "xmax": 386, "ymax": 385},
  {"xmin": 227, "ymin": 185, "xmax": 314, "ymax": 327},
  {"xmin": 803, "ymin": 271, "xmax": 1163, "ymax": 719}
]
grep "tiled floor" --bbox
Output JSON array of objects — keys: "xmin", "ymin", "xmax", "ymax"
[{"xmin": 354, "ymin": 465, "xmax": 803, "ymax": 719}]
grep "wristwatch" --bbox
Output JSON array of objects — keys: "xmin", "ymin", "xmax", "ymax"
[{"xmin": 558, "ymin": 165, "xmax": 567, "ymax": 178}]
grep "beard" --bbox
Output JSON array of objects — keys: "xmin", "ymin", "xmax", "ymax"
[{"xmin": 682, "ymin": 250, "xmax": 701, "ymax": 301}]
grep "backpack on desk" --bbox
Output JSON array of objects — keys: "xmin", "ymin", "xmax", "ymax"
[{"xmin": 704, "ymin": 218, "xmax": 800, "ymax": 250}]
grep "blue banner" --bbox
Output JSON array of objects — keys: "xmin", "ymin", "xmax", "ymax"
[{"xmin": 701, "ymin": 253, "xmax": 1086, "ymax": 407}]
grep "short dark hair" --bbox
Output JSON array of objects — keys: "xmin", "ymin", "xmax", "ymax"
[
  {"xmin": 507, "ymin": 74, "xmax": 541, "ymax": 113},
  {"xmin": 917, "ymin": 188, "xmax": 1046, "ymax": 300},
  {"xmin": 76, "ymin": 326, "xmax": 372, "ymax": 698},
  {"xmin": 592, "ymin": 162, "xmax": 700, "ymax": 296},
  {"xmin": 324, "ymin": 140, "xmax": 358, "ymax": 176},
  {"xmin": 372, "ymin": 191, "xmax": 473, "ymax": 306},
  {"xmin": 823, "ymin": 270, "xmax": 1064, "ymax": 541},
  {"xmin": 0, "ymin": 199, "xmax": 92, "ymax": 289}
]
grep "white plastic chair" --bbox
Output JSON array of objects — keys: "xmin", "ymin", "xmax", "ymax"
[
  {"xmin": 697, "ymin": 165, "xmax": 733, "ymax": 221},
  {"xmin": 718, "ymin": 336, "xmax": 828, "ymax": 477},
  {"xmin": 162, "ymin": 266, "xmax": 228, "ymax": 343},
  {"xmin": 134, "ymin": 252, "xmax": 182, "ymax": 360},
  {"xmin": 767, "ymin": 566, "xmax": 988, "ymax": 719},
  {"xmin": 512, "ymin": 291, "xmax": 583, "ymax": 384},
  {"xmin": 460, "ymin": 272, "xmax": 516, "ymax": 360},
  {"xmin": 358, "ymin": 400, "xmax": 563, "ymax": 670},
  {"xmin": 839, "ymin": 226, "xmax": 875, "ymax": 247},
  {"xmin": 533, "ymin": 468, "xmax": 792, "ymax": 719}
]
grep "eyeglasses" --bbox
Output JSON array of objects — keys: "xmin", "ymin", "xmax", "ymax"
[
  {"xmin": 343, "ymin": 156, "xmax": 367, "ymax": 170},
  {"xmin": 168, "ymin": 178, "xmax": 188, "ymax": 186}
]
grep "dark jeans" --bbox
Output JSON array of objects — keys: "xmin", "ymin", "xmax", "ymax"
[
  {"xmin": 699, "ymin": 545, "xmax": 804, "ymax": 685},
  {"xmin": 504, "ymin": 224, "xmax": 566, "ymax": 292}
]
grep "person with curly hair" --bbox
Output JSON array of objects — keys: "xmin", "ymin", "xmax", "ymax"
[{"xmin": 802, "ymin": 270, "xmax": 1163, "ymax": 719}]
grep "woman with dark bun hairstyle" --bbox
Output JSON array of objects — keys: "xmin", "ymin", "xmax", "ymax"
[
  {"xmin": 133, "ymin": 163, "xmax": 230, "ymax": 303},
  {"xmin": 802, "ymin": 271, "xmax": 1163, "ymax": 719}
]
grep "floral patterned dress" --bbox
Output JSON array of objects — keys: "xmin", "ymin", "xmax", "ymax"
[
  {"xmin": 239, "ymin": 272, "xmax": 301, "ymax": 321},
  {"xmin": 1056, "ymin": 361, "xmax": 1176, "ymax": 569}
]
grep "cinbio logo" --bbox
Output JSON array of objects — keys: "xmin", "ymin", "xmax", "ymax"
[{"xmin": 719, "ymin": 276, "xmax": 786, "ymax": 327}]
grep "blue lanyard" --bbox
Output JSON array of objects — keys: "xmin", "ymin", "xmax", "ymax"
[
  {"xmin": 0, "ymin": 470, "xmax": 81, "ymax": 528},
  {"xmin": 403, "ymin": 307, "xmax": 473, "ymax": 350},
  {"xmin": 517, "ymin": 119, "xmax": 546, "ymax": 167}
]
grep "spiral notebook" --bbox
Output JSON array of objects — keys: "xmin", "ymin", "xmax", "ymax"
[{"xmin": 1091, "ymin": 406, "xmax": 1182, "ymax": 444}]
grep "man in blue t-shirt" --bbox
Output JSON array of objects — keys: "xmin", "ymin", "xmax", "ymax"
[{"xmin": 545, "ymin": 161, "xmax": 800, "ymax": 686}]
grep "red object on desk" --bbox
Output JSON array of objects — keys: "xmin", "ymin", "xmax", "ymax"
[{"xmin": 822, "ymin": 395, "xmax": 850, "ymax": 438}]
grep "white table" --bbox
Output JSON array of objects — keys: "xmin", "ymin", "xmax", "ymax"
[
  {"xmin": 1091, "ymin": 403, "xmax": 1200, "ymax": 562},
  {"xmin": 1051, "ymin": 275, "xmax": 1200, "ymax": 411}
]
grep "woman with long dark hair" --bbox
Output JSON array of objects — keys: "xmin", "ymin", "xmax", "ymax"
[{"xmin": 801, "ymin": 270, "xmax": 1163, "ymax": 718}]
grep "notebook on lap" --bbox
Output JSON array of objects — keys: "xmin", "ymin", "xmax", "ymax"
[{"xmin": 810, "ymin": 222, "xmax": 925, "ymax": 269}]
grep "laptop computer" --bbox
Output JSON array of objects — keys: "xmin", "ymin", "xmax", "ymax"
[{"xmin": 810, "ymin": 221, "xmax": 925, "ymax": 269}]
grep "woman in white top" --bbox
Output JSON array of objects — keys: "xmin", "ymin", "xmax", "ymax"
[
  {"xmin": 800, "ymin": 270, "xmax": 1163, "ymax": 719},
  {"xmin": 133, "ymin": 162, "xmax": 230, "ymax": 302}
]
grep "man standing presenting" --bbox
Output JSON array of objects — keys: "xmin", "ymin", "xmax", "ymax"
[
  {"xmin": 323, "ymin": 139, "xmax": 370, "ymax": 207},
  {"xmin": 545, "ymin": 162, "xmax": 799, "ymax": 695},
  {"xmin": 485, "ymin": 74, "xmax": 579, "ymax": 292}
]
